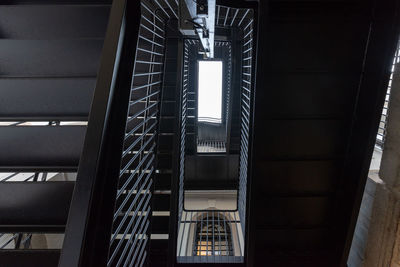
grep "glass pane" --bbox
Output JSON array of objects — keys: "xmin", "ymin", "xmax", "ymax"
[{"xmin": 198, "ymin": 61, "xmax": 223, "ymax": 123}]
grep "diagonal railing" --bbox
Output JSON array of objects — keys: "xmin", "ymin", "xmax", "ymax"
[{"xmin": 59, "ymin": 0, "xmax": 176, "ymax": 265}]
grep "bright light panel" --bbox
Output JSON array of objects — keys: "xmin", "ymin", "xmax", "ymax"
[{"xmin": 198, "ymin": 61, "xmax": 223, "ymax": 123}]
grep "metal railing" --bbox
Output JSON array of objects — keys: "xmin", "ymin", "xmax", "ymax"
[
  {"xmin": 107, "ymin": 1, "xmax": 168, "ymax": 265},
  {"xmin": 58, "ymin": 0, "xmax": 175, "ymax": 265},
  {"xmin": 178, "ymin": 40, "xmax": 189, "ymax": 220},
  {"xmin": 238, "ymin": 7, "xmax": 254, "ymax": 237},
  {"xmin": 183, "ymin": 39, "xmax": 232, "ymax": 154},
  {"xmin": 197, "ymin": 140, "xmax": 226, "ymax": 153},
  {"xmin": 177, "ymin": 210, "xmax": 244, "ymax": 263},
  {"xmin": 175, "ymin": 5, "xmax": 255, "ymax": 264},
  {"xmin": 216, "ymin": 5, "xmax": 252, "ymax": 28},
  {"xmin": 376, "ymin": 41, "xmax": 400, "ymax": 149}
]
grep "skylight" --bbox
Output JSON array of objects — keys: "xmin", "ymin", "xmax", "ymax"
[{"xmin": 197, "ymin": 60, "xmax": 223, "ymax": 124}]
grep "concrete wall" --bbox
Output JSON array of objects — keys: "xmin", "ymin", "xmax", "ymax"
[
  {"xmin": 362, "ymin": 66, "xmax": 400, "ymax": 267},
  {"xmin": 348, "ymin": 173, "xmax": 379, "ymax": 267}
]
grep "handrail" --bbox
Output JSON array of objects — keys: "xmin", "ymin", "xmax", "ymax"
[{"xmin": 59, "ymin": 0, "xmax": 142, "ymax": 266}]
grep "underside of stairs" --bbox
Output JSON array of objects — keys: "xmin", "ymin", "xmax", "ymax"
[{"xmin": 0, "ymin": 1, "xmax": 110, "ymax": 265}]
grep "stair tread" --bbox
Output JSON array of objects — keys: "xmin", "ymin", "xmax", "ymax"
[
  {"xmin": 0, "ymin": 182, "xmax": 74, "ymax": 231},
  {"xmin": 0, "ymin": 249, "xmax": 60, "ymax": 267},
  {"xmin": 0, "ymin": 0, "xmax": 111, "ymax": 4},
  {"xmin": 0, "ymin": 126, "xmax": 85, "ymax": 171},
  {"xmin": 0, "ymin": 39, "xmax": 103, "ymax": 77},
  {"xmin": 0, "ymin": 5, "xmax": 110, "ymax": 39},
  {"xmin": 0, "ymin": 78, "xmax": 95, "ymax": 121}
]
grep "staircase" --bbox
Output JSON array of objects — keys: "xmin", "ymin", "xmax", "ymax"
[
  {"xmin": 0, "ymin": 0, "xmax": 179, "ymax": 266},
  {"xmin": 149, "ymin": 20, "xmax": 181, "ymax": 266},
  {"xmin": 0, "ymin": 2, "xmax": 110, "ymax": 265},
  {"xmin": 1, "ymin": 0, "xmax": 400, "ymax": 266}
]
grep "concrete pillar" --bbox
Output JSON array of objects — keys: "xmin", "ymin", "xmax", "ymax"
[{"xmin": 364, "ymin": 66, "xmax": 400, "ymax": 266}]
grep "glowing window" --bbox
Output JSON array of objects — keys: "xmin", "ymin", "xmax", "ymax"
[
  {"xmin": 193, "ymin": 215, "xmax": 233, "ymax": 256},
  {"xmin": 197, "ymin": 61, "xmax": 223, "ymax": 124}
]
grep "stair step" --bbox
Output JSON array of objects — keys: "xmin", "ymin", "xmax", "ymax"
[
  {"xmin": 152, "ymin": 194, "xmax": 170, "ymax": 211},
  {"xmin": 0, "ymin": 249, "xmax": 60, "ymax": 267},
  {"xmin": 159, "ymin": 118, "xmax": 175, "ymax": 133},
  {"xmin": 0, "ymin": 78, "xmax": 95, "ymax": 121},
  {"xmin": 154, "ymin": 173, "xmax": 172, "ymax": 190},
  {"xmin": 160, "ymin": 102, "xmax": 176, "ymax": 116},
  {"xmin": 0, "ymin": 126, "xmax": 85, "ymax": 171},
  {"xmin": 150, "ymin": 216, "xmax": 169, "ymax": 234},
  {"xmin": 0, "ymin": 5, "xmax": 110, "ymax": 39},
  {"xmin": 0, "ymin": 0, "xmax": 112, "ymax": 4},
  {"xmin": 149, "ymin": 239, "xmax": 168, "ymax": 266},
  {"xmin": 156, "ymin": 154, "xmax": 173, "ymax": 170},
  {"xmin": 0, "ymin": 39, "xmax": 103, "ymax": 77},
  {"xmin": 0, "ymin": 182, "xmax": 74, "ymax": 232}
]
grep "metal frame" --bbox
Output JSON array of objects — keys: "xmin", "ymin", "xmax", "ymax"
[
  {"xmin": 60, "ymin": 1, "xmax": 146, "ymax": 266},
  {"xmin": 176, "ymin": 210, "xmax": 244, "ymax": 263},
  {"xmin": 168, "ymin": 39, "xmax": 185, "ymax": 266},
  {"xmin": 192, "ymin": 213, "xmax": 234, "ymax": 257},
  {"xmin": 238, "ymin": 8, "xmax": 254, "ymax": 240}
]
